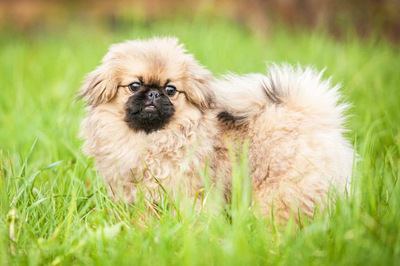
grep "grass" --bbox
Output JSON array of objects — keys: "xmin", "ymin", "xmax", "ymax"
[{"xmin": 0, "ymin": 18, "xmax": 399, "ymax": 265}]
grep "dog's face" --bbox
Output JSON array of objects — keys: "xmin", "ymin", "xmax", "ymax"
[
  {"xmin": 123, "ymin": 77, "xmax": 175, "ymax": 133},
  {"xmin": 80, "ymin": 38, "xmax": 213, "ymax": 133}
]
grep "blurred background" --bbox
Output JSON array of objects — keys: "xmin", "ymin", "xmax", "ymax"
[{"xmin": 1, "ymin": 0, "xmax": 400, "ymax": 42}]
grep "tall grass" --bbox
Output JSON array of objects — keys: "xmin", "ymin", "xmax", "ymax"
[{"xmin": 0, "ymin": 19, "xmax": 399, "ymax": 265}]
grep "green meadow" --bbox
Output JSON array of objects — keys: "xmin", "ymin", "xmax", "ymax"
[{"xmin": 0, "ymin": 19, "xmax": 399, "ymax": 265}]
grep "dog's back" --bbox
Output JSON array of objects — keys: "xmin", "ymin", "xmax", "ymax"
[{"xmin": 213, "ymin": 65, "xmax": 354, "ymax": 220}]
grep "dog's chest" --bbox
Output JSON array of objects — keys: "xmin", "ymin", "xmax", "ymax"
[
  {"xmin": 102, "ymin": 127, "xmax": 212, "ymax": 183},
  {"xmin": 133, "ymin": 138, "xmax": 199, "ymax": 180},
  {"xmin": 82, "ymin": 110, "xmax": 216, "ymax": 198}
]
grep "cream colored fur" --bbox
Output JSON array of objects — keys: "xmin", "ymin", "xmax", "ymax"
[{"xmin": 213, "ymin": 65, "xmax": 354, "ymax": 219}]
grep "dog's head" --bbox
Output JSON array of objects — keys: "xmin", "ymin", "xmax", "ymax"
[{"xmin": 80, "ymin": 37, "xmax": 213, "ymax": 133}]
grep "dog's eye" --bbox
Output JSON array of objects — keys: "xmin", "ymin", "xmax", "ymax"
[
  {"xmin": 165, "ymin": 85, "xmax": 177, "ymax": 96},
  {"xmin": 128, "ymin": 82, "xmax": 141, "ymax": 92}
]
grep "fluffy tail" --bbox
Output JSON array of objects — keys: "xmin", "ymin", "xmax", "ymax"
[{"xmin": 213, "ymin": 64, "xmax": 349, "ymax": 126}]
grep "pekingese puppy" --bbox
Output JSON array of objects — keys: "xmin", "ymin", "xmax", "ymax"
[{"xmin": 79, "ymin": 37, "xmax": 354, "ymax": 220}]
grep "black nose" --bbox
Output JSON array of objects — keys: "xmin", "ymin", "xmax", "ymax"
[{"xmin": 147, "ymin": 90, "xmax": 160, "ymax": 101}]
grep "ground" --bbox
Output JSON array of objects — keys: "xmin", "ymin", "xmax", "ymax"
[{"xmin": 0, "ymin": 19, "xmax": 399, "ymax": 265}]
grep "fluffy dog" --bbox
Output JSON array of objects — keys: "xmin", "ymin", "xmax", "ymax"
[{"xmin": 79, "ymin": 37, "xmax": 354, "ymax": 220}]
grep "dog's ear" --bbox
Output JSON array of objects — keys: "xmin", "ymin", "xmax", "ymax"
[
  {"xmin": 79, "ymin": 64, "xmax": 119, "ymax": 107},
  {"xmin": 184, "ymin": 60, "xmax": 214, "ymax": 110}
]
